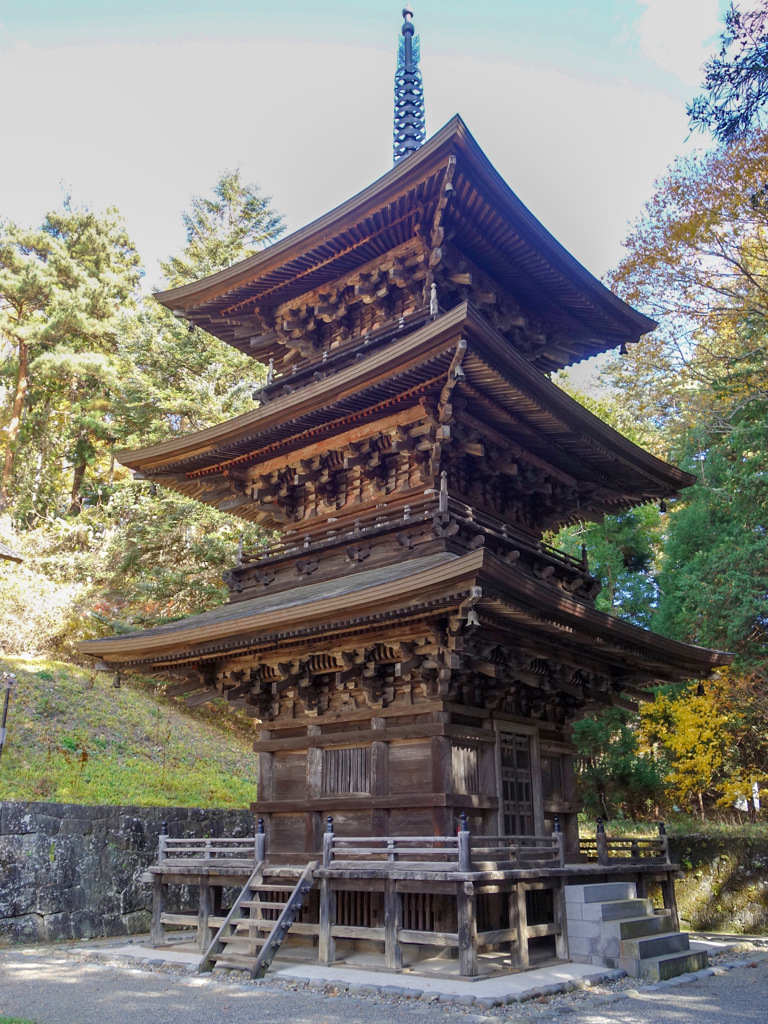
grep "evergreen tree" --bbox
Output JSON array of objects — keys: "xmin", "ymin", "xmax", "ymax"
[{"xmin": 0, "ymin": 203, "xmax": 141, "ymax": 516}]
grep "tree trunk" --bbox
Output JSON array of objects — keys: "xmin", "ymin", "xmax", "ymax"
[
  {"xmin": 698, "ymin": 790, "xmax": 705, "ymax": 821},
  {"xmin": 0, "ymin": 340, "xmax": 29, "ymax": 510},
  {"xmin": 69, "ymin": 460, "xmax": 87, "ymax": 516}
]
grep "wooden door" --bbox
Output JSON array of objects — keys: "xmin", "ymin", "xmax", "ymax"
[{"xmin": 498, "ymin": 732, "xmax": 535, "ymax": 835}]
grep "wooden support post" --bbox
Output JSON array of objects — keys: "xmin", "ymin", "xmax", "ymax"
[
  {"xmin": 457, "ymin": 881, "xmax": 478, "ymax": 977},
  {"xmin": 150, "ymin": 875, "xmax": 167, "ymax": 947},
  {"xmin": 197, "ymin": 877, "xmax": 215, "ymax": 951},
  {"xmin": 509, "ymin": 884, "xmax": 529, "ymax": 969},
  {"xmin": 384, "ymin": 877, "xmax": 403, "ymax": 970},
  {"xmin": 661, "ymin": 873, "xmax": 680, "ymax": 931},
  {"xmin": 318, "ymin": 877, "xmax": 336, "ymax": 963},
  {"xmin": 553, "ymin": 880, "xmax": 568, "ymax": 960},
  {"xmin": 636, "ymin": 873, "xmax": 648, "ymax": 900}
]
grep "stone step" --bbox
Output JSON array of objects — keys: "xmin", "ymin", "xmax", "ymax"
[
  {"xmin": 624, "ymin": 948, "xmax": 709, "ymax": 982},
  {"xmin": 565, "ymin": 882, "xmax": 637, "ymax": 905},
  {"xmin": 620, "ymin": 930, "xmax": 690, "ymax": 960},
  {"xmin": 602, "ymin": 912, "xmax": 673, "ymax": 941},
  {"xmin": 583, "ymin": 898, "xmax": 654, "ymax": 921}
]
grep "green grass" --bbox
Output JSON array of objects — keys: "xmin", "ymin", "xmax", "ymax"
[
  {"xmin": 0, "ymin": 1017, "xmax": 37, "ymax": 1023},
  {"xmin": 0, "ymin": 655, "xmax": 258, "ymax": 807}
]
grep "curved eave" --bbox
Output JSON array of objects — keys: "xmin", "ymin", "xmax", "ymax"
[
  {"xmin": 154, "ymin": 116, "xmax": 655, "ymax": 357},
  {"xmin": 479, "ymin": 551, "xmax": 733, "ymax": 677}
]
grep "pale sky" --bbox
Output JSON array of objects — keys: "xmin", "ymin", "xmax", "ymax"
[{"xmin": 0, "ymin": 0, "xmax": 730, "ymax": 291}]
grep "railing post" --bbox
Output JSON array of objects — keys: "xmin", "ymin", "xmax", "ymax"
[
  {"xmin": 158, "ymin": 821, "xmax": 168, "ymax": 863},
  {"xmin": 552, "ymin": 816, "xmax": 565, "ymax": 867},
  {"xmin": 458, "ymin": 812, "xmax": 471, "ymax": 872},
  {"xmin": 596, "ymin": 818, "xmax": 609, "ymax": 866},
  {"xmin": 322, "ymin": 816, "xmax": 335, "ymax": 869},
  {"xmin": 255, "ymin": 817, "xmax": 266, "ymax": 863}
]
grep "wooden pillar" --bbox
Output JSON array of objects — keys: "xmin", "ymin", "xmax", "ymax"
[
  {"xmin": 306, "ymin": 725, "xmax": 322, "ymax": 854},
  {"xmin": 384, "ymin": 877, "xmax": 403, "ymax": 969},
  {"xmin": 197, "ymin": 877, "xmax": 215, "ymax": 951},
  {"xmin": 150, "ymin": 875, "xmax": 167, "ymax": 947},
  {"xmin": 432, "ymin": 729, "xmax": 452, "ymax": 835},
  {"xmin": 553, "ymin": 880, "xmax": 568, "ymax": 960},
  {"xmin": 371, "ymin": 717, "xmax": 390, "ymax": 836},
  {"xmin": 457, "ymin": 881, "xmax": 478, "ymax": 977},
  {"xmin": 509, "ymin": 883, "xmax": 529, "ymax": 969},
  {"xmin": 318, "ymin": 877, "xmax": 336, "ymax": 963}
]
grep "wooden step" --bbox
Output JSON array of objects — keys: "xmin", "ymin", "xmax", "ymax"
[
  {"xmin": 159, "ymin": 913, "xmax": 197, "ymax": 927},
  {"xmin": 240, "ymin": 900, "xmax": 287, "ymax": 910},
  {"xmin": 251, "ymin": 883, "xmax": 297, "ymax": 892}
]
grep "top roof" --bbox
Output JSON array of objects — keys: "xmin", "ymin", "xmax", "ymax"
[{"xmin": 155, "ymin": 116, "xmax": 655, "ymax": 370}]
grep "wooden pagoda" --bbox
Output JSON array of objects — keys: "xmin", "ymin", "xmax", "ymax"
[{"xmin": 79, "ymin": 114, "xmax": 731, "ymax": 974}]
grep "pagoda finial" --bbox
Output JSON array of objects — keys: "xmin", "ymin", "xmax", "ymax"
[{"xmin": 393, "ymin": 6, "xmax": 426, "ymax": 164}]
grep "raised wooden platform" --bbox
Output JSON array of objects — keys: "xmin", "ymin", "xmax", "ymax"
[{"xmin": 145, "ymin": 826, "xmax": 681, "ymax": 975}]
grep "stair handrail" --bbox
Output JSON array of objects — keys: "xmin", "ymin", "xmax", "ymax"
[{"xmin": 251, "ymin": 860, "xmax": 318, "ymax": 979}]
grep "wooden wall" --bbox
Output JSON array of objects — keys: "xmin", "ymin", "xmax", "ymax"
[{"xmin": 251, "ymin": 700, "xmax": 578, "ymax": 856}]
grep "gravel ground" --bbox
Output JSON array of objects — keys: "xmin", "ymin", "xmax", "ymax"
[{"xmin": 1, "ymin": 941, "xmax": 767, "ymax": 1024}]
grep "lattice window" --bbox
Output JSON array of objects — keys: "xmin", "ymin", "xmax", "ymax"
[{"xmin": 322, "ymin": 746, "xmax": 370, "ymax": 794}]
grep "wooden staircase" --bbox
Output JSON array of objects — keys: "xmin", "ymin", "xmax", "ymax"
[{"xmin": 199, "ymin": 861, "xmax": 317, "ymax": 978}]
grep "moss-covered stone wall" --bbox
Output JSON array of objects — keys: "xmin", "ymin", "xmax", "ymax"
[{"xmin": 670, "ymin": 835, "xmax": 768, "ymax": 935}]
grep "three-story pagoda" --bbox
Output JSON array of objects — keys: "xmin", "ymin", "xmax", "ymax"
[{"xmin": 79, "ymin": 113, "xmax": 731, "ymax": 861}]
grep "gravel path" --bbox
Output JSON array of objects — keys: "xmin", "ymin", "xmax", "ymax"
[{"xmin": 1, "ymin": 942, "xmax": 767, "ymax": 1024}]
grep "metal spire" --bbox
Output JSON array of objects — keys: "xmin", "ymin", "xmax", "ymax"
[{"xmin": 393, "ymin": 6, "xmax": 426, "ymax": 163}]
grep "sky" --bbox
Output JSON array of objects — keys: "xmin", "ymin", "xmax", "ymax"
[{"xmin": 0, "ymin": 0, "xmax": 734, "ymax": 292}]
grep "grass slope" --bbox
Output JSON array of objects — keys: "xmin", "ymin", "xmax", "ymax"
[{"xmin": 0, "ymin": 656, "xmax": 258, "ymax": 807}]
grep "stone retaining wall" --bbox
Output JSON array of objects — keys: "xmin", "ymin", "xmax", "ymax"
[
  {"xmin": 0, "ymin": 801, "xmax": 253, "ymax": 945},
  {"xmin": 669, "ymin": 835, "xmax": 768, "ymax": 935}
]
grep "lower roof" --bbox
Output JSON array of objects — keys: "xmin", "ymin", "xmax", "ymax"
[{"xmin": 78, "ymin": 549, "xmax": 732, "ymax": 685}]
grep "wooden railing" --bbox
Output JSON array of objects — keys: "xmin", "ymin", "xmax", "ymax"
[
  {"xmin": 470, "ymin": 833, "xmax": 565, "ymax": 868},
  {"xmin": 321, "ymin": 817, "xmax": 565, "ymax": 872},
  {"xmin": 323, "ymin": 833, "xmax": 466, "ymax": 870},
  {"xmin": 156, "ymin": 822, "xmax": 267, "ymax": 865},
  {"xmin": 579, "ymin": 820, "xmax": 671, "ymax": 865},
  {"xmin": 238, "ymin": 496, "xmax": 436, "ymax": 568}
]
